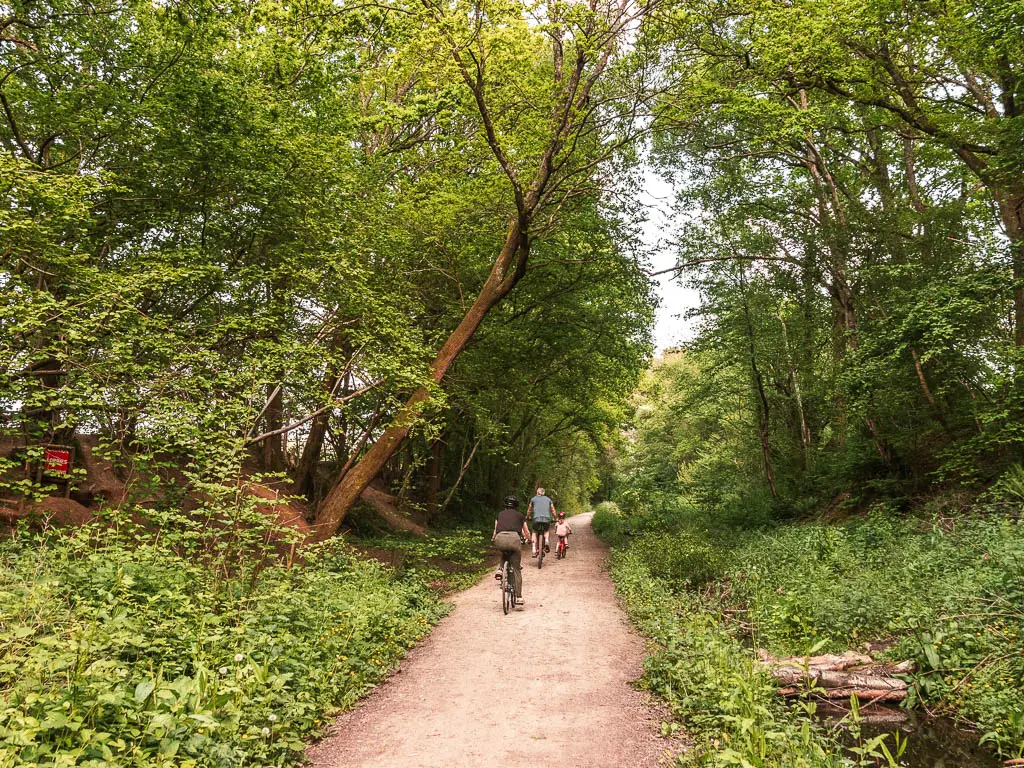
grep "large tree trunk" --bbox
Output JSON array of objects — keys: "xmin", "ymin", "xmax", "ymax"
[
  {"xmin": 311, "ymin": 221, "xmax": 528, "ymax": 540},
  {"xmin": 261, "ymin": 384, "xmax": 284, "ymax": 472},
  {"xmin": 993, "ymin": 189, "xmax": 1024, "ymax": 347},
  {"xmin": 294, "ymin": 408, "xmax": 330, "ymax": 499}
]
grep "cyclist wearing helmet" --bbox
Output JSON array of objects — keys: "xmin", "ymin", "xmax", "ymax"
[
  {"xmin": 492, "ymin": 495, "xmax": 530, "ymax": 603},
  {"xmin": 527, "ymin": 486, "xmax": 556, "ymax": 557},
  {"xmin": 554, "ymin": 511, "xmax": 572, "ymax": 552}
]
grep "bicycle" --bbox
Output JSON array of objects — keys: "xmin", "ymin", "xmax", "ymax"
[
  {"xmin": 498, "ymin": 558, "xmax": 516, "ymax": 614},
  {"xmin": 532, "ymin": 524, "xmax": 550, "ymax": 569},
  {"xmin": 555, "ymin": 535, "xmax": 567, "ymax": 559}
]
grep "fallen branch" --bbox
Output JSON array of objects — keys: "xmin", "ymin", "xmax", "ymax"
[{"xmin": 759, "ymin": 649, "xmax": 914, "ymax": 703}]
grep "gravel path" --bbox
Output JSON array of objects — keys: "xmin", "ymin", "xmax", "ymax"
[{"xmin": 306, "ymin": 512, "xmax": 672, "ymax": 768}]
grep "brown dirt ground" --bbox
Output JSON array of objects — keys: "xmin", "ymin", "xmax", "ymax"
[{"xmin": 306, "ymin": 512, "xmax": 677, "ymax": 768}]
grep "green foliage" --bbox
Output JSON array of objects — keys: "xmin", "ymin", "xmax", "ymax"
[
  {"xmin": 726, "ymin": 513, "xmax": 1024, "ymax": 756},
  {"xmin": 599, "ymin": 496, "xmax": 1024, "ymax": 759},
  {"xmin": 0, "ymin": 524, "xmax": 446, "ymax": 767},
  {"xmin": 355, "ymin": 527, "xmax": 492, "ymax": 593},
  {"xmin": 608, "ymin": 547, "xmax": 849, "ymax": 767}
]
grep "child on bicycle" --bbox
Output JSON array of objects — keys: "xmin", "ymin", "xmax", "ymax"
[{"xmin": 554, "ymin": 512, "xmax": 572, "ymax": 553}]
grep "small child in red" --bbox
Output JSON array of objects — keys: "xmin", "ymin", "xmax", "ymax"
[{"xmin": 554, "ymin": 514, "xmax": 572, "ymax": 551}]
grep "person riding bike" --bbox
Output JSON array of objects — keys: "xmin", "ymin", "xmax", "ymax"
[
  {"xmin": 527, "ymin": 486, "xmax": 556, "ymax": 558},
  {"xmin": 492, "ymin": 495, "xmax": 530, "ymax": 602},
  {"xmin": 554, "ymin": 512, "xmax": 572, "ymax": 555}
]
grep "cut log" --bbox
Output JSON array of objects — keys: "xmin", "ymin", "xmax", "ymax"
[
  {"xmin": 758, "ymin": 649, "xmax": 873, "ymax": 671},
  {"xmin": 771, "ymin": 665, "xmax": 908, "ymax": 692},
  {"xmin": 759, "ymin": 648, "xmax": 912, "ymax": 703},
  {"xmin": 777, "ymin": 685, "xmax": 907, "ymax": 702}
]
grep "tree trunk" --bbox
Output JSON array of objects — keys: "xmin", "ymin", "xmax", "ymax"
[
  {"xmin": 295, "ymin": 409, "xmax": 329, "ymax": 499},
  {"xmin": 424, "ymin": 437, "xmax": 444, "ymax": 520},
  {"xmin": 439, "ymin": 433, "xmax": 484, "ymax": 515},
  {"xmin": 779, "ymin": 314, "xmax": 812, "ymax": 466},
  {"xmin": 740, "ymin": 269, "xmax": 778, "ymax": 498},
  {"xmin": 261, "ymin": 385, "xmax": 284, "ymax": 472},
  {"xmin": 909, "ymin": 347, "xmax": 949, "ymax": 429},
  {"xmin": 993, "ymin": 189, "xmax": 1024, "ymax": 347},
  {"xmin": 312, "ymin": 221, "xmax": 528, "ymax": 540}
]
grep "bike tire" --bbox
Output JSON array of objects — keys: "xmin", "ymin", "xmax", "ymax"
[
  {"xmin": 501, "ymin": 567, "xmax": 511, "ymax": 614},
  {"xmin": 538, "ymin": 549, "xmax": 544, "ymax": 569}
]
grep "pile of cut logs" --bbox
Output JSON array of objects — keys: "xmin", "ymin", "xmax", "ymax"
[{"xmin": 758, "ymin": 649, "xmax": 913, "ymax": 703}]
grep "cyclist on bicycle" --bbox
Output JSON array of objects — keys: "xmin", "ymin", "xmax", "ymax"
[
  {"xmin": 492, "ymin": 495, "xmax": 529, "ymax": 602},
  {"xmin": 554, "ymin": 512, "xmax": 572, "ymax": 554},
  {"xmin": 527, "ymin": 486, "xmax": 556, "ymax": 558}
]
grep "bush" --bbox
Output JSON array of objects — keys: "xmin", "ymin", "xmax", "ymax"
[
  {"xmin": 608, "ymin": 549, "xmax": 847, "ymax": 767},
  {"xmin": 630, "ymin": 533, "xmax": 723, "ymax": 590},
  {"xmin": 723, "ymin": 514, "xmax": 1024, "ymax": 756},
  {"xmin": 0, "ymin": 524, "xmax": 448, "ymax": 767},
  {"xmin": 605, "ymin": 501, "xmax": 1024, "ymax": 759}
]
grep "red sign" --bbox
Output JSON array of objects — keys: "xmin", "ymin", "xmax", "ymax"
[{"xmin": 43, "ymin": 447, "xmax": 72, "ymax": 477}]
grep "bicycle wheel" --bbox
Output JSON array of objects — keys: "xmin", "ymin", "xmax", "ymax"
[
  {"xmin": 501, "ymin": 565, "xmax": 511, "ymax": 614},
  {"xmin": 538, "ymin": 547, "xmax": 544, "ymax": 569}
]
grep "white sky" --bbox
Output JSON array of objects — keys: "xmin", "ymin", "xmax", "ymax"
[{"xmin": 637, "ymin": 170, "xmax": 701, "ymax": 353}]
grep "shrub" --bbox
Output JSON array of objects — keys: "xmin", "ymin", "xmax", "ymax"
[
  {"xmin": 608, "ymin": 549, "xmax": 847, "ymax": 767},
  {"xmin": 0, "ymin": 524, "xmax": 448, "ymax": 767},
  {"xmin": 630, "ymin": 533, "xmax": 723, "ymax": 590}
]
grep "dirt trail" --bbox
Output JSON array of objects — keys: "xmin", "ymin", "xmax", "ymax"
[{"xmin": 307, "ymin": 512, "xmax": 672, "ymax": 768}]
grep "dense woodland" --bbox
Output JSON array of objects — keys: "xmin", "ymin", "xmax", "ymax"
[
  {"xmin": 4, "ymin": 0, "xmax": 1023, "ymax": 527},
  {"xmin": 1, "ymin": 0, "xmax": 655, "ymax": 532},
  {"xmin": 2, "ymin": 0, "xmax": 1023, "ymax": 763}
]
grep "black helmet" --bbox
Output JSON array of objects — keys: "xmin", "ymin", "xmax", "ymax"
[{"xmin": 503, "ymin": 495, "xmax": 519, "ymax": 508}]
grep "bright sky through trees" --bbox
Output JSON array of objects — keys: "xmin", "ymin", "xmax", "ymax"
[{"xmin": 640, "ymin": 168, "xmax": 699, "ymax": 353}]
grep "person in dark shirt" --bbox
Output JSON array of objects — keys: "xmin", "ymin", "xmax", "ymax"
[{"xmin": 492, "ymin": 495, "xmax": 530, "ymax": 604}]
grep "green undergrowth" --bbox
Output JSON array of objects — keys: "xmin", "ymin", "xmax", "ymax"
[
  {"xmin": 595, "ymin": 502, "xmax": 1024, "ymax": 762},
  {"xmin": 354, "ymin": 525, "xmax": 491, "ymax": 593},
  {"xmin": 608, "ymin": 545, "xmax": 849, "ymax": 767},
  {"xmin": 0, "ymin": 522, "xmax": 450, "ymax": 767}
]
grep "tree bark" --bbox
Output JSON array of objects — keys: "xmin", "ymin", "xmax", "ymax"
[
  {"xmin": 261, "ymin": 384, "xmax": 284, "ymax": 472},
  {"xmin": 993, "ymin": 189, "xmax": 1024, "ymax": 347},
  {"xmin": 312, "ymin": 221, "xmax": 529, "ymax": 540},
  {"xmin": 740, "ymin": 268, "xmax": 778, "ymax": 498},
  {"xmin": 295, "ymin": 408, "xmax": 330, "ymax": 499}
]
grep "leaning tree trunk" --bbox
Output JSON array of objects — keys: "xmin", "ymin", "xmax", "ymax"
[
  {"xmin": 311, "ymin": 221, "xmax": 528, "ymax": 540},
  {"xmin": 309, "ymin": 0, "xmax": 636, "ymax": 541}
]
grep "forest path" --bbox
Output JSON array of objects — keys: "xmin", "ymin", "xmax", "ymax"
[{"xmin": 307, "ymin": 512, "xmax": 672, "ymax": 768}]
